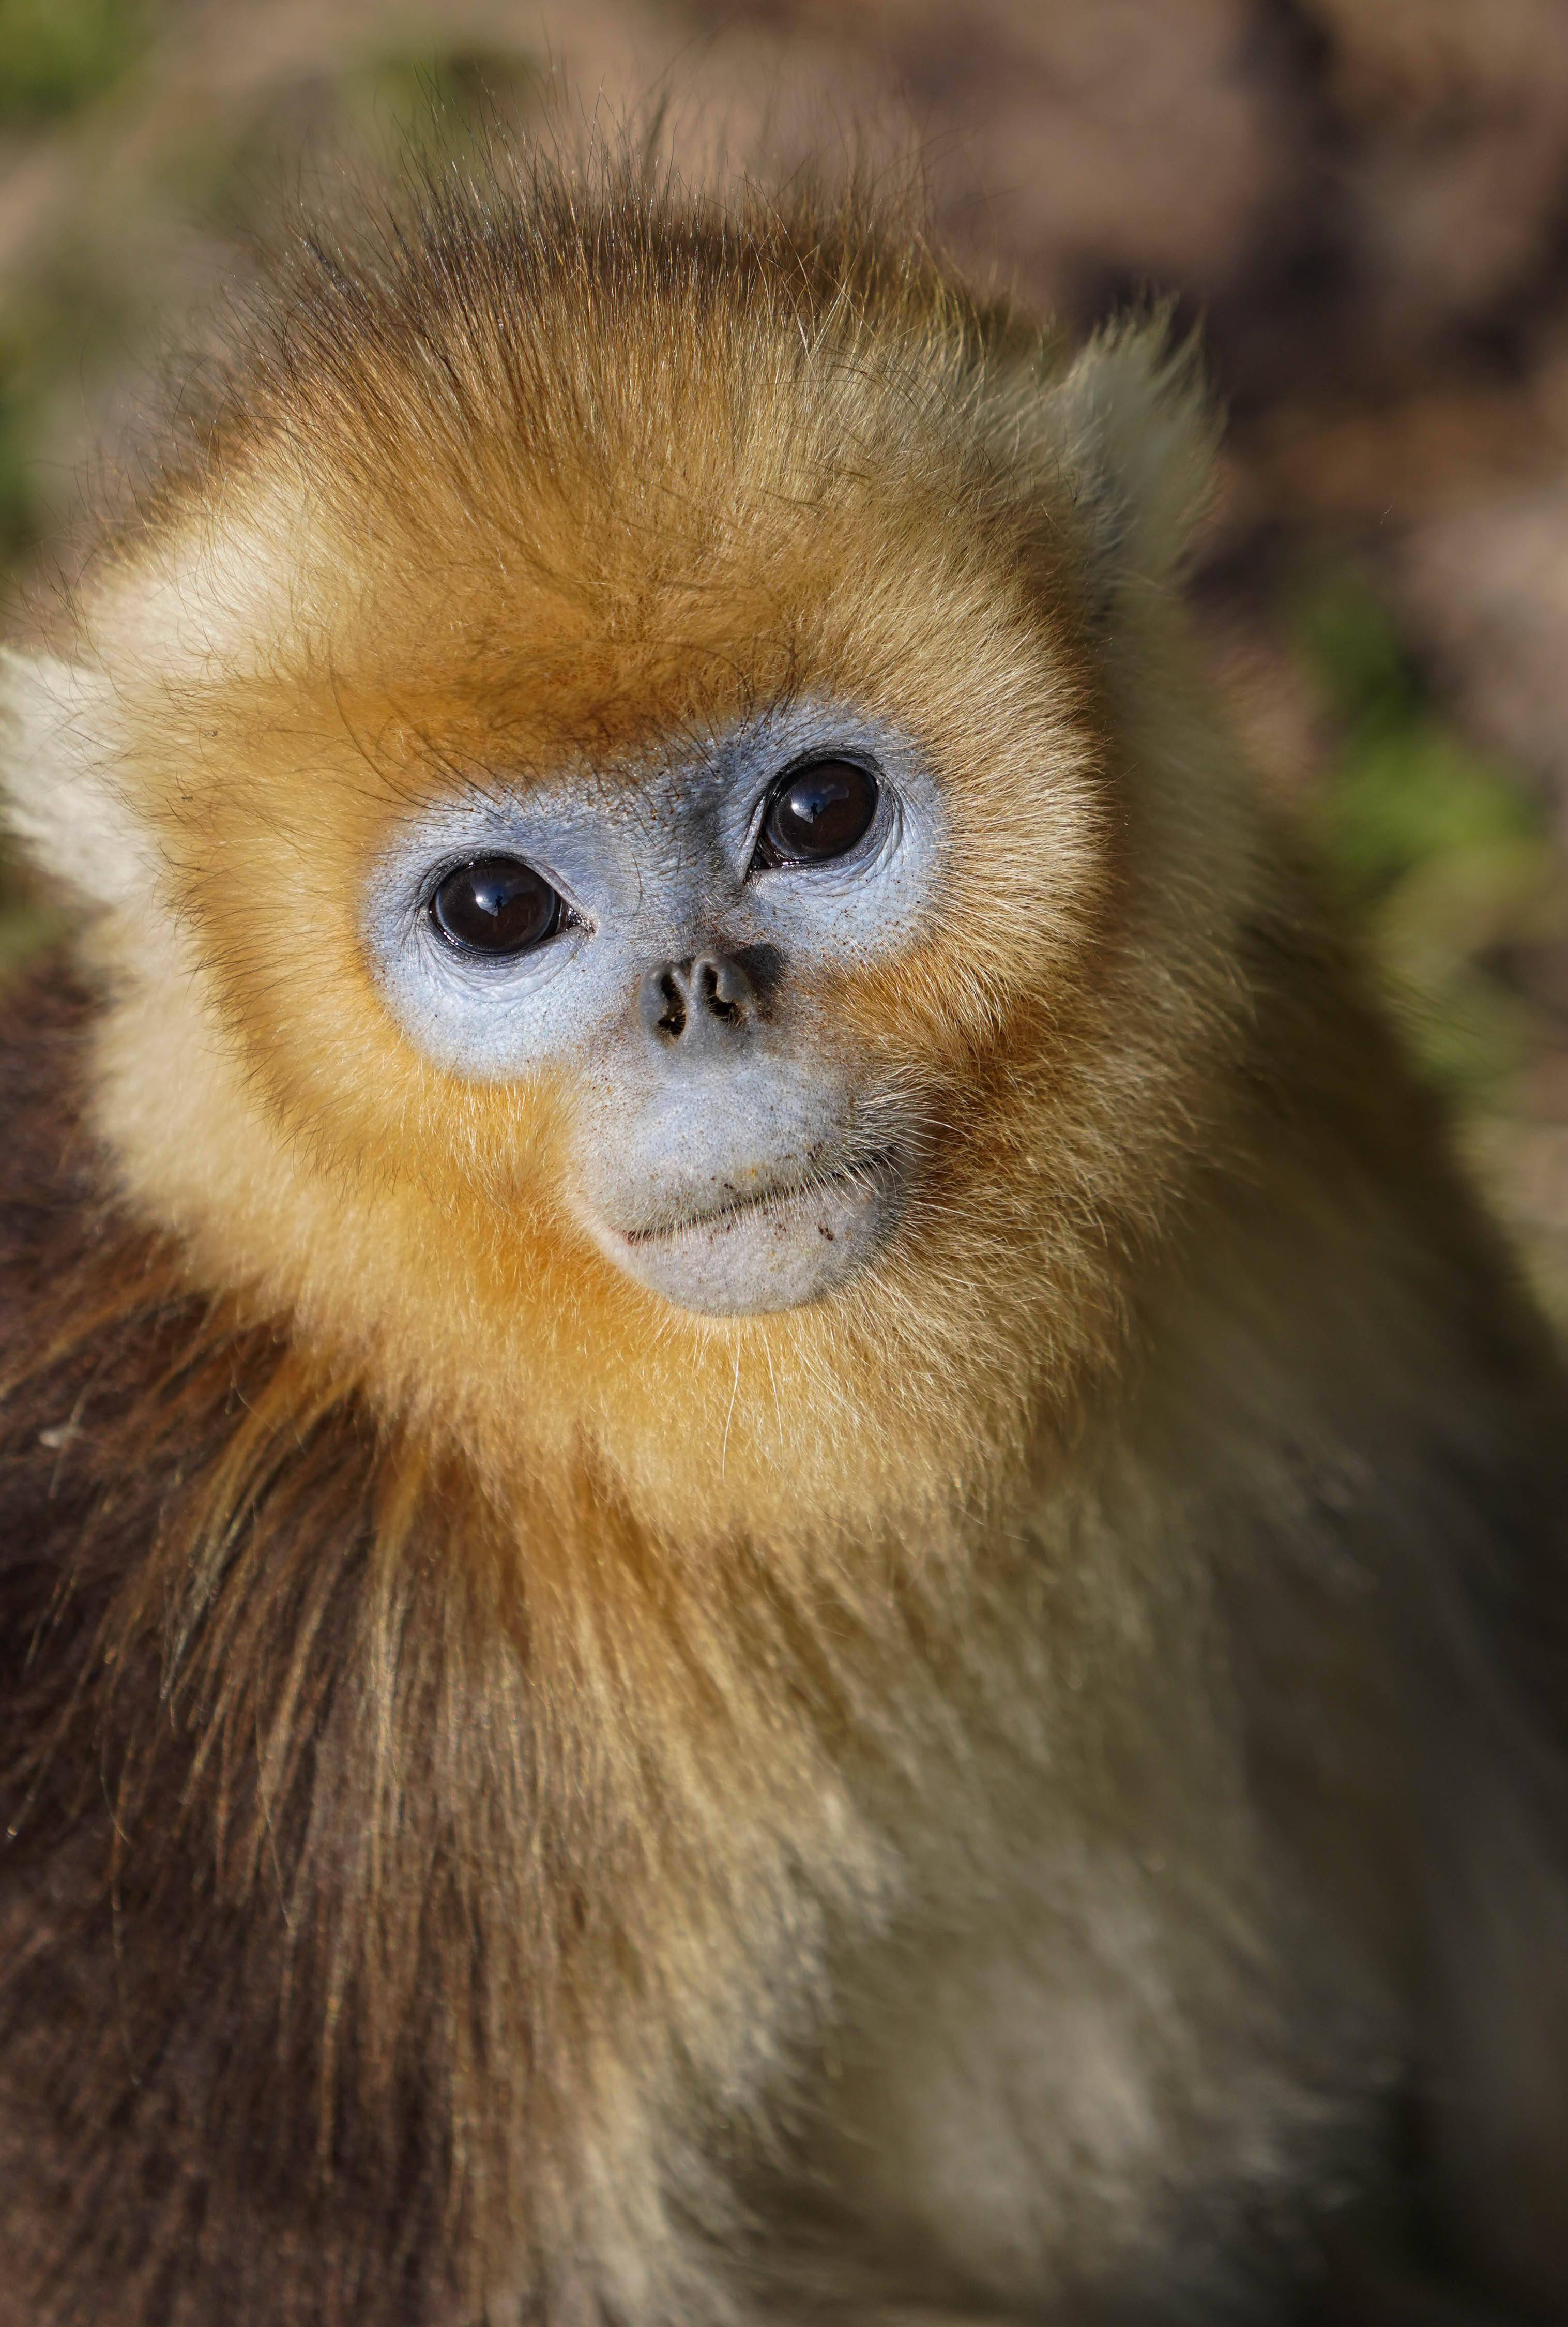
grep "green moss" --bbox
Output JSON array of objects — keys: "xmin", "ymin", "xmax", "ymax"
[
  {"xmin": 0, "ymin": 849, "xmax": 58, "ymax": 985},
  {"xmin": 154, "ymin": 37, "xmax": 539, "ymax": 240},
  {"xmin": 0, "ymin": 0, "xmax": 146, "ymax": 124},
  {"xmin": 0, "ymin": 260, "xmax": 143, "ymax": 554},
  {"xmin": 0, "ymin": 377, "xmax": 45, "ymax": 553},
  {"xmin": 339, "ymin": 40, "xmax": 537, "ymax": 163},
  {"xmin": 1300, "ymin": 573, "xmax": 1537, "ymax": 893},
  {"xmin": 1295, "ymin": 569, "xmax": 1560, "ymax": 1104}
]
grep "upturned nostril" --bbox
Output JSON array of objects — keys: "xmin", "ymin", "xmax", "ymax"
[
  {"xmin": 704, "ymin": 960, "xmax": 741, "ymax": 1023},
  {"xmin": 641, "ymin": 965, "xmax": 690, "ymax": 1046},
  {"xmin": 697, "ymin": 955, "xmax": 752, "ymax": 1025},
  {"xmin": 656, "ymin": 973, "xmax": 687, "ymax": 1040},
  {"xmin": 641, "ymin": 955, "xmax": 756, "ymax": 1049}
]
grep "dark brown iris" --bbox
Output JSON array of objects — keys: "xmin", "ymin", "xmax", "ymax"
[
  {"xmin": 755, "ymin": 759, "xmax": 879, "ymax": 868},
  {"xmin": 431, "ymin": 857, "xmax": 564, "ymax": 955}
]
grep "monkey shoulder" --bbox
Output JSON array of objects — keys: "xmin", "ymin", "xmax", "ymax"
[
  {"xmin": 0, "ymin": 957, "xmax": 101, "ymax": 1312},
  {"xmin": 0, "ymin": 964, "xmax": 418, "ymax": 2327},
  {"xmin": 0, "ymin": 961, "xmax": 139, "ymax": 1582},
  {"xmin": 0, "ymin": 962, "xmax": 194, "ymax": 1548},
  {"xmin": 0, "ymin": 955, "xmax": 383, "ymax": 1745}
]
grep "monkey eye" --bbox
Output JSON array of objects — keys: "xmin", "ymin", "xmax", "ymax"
[
  {"xmin": 753, "ymin": 759, "xmax": 880, "ymax": 870},
  {"xmin": 430, "ymin": 856, "xmax": 565, "ymax": 955}
]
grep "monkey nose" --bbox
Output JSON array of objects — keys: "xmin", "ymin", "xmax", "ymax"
[{"xmin": 641, "ymin": 954, "xmax": 756, "ymax": 1052}]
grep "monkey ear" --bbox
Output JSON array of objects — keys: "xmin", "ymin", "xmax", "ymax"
[
  {"xmin": 1040, "ymin": 312, "xmax": 1220, "ymax": 611},
  {"xmin": 0, "ymin": 646, "xmax": 149, "ymax": 910}
]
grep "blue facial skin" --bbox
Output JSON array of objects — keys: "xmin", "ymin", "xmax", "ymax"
[{"xmin": 363, "ymin": 703, "xmax": 946, "ymax": 1316}]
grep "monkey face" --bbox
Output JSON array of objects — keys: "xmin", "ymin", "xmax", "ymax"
[
  {"xmin": 2, "ymin": 194, "xmax": 1232, "ymax": 1516},
  {"xmin": 362, "ymin": 702, "xmax": 948, "ymax": 1316},
  {"xmin": 3, "ymin": 404, "xmax": 1136, "ymax": 1514}
]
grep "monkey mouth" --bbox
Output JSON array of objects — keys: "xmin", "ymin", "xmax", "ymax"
[
  {"xmin": 620, "ymin": 1151, "xmax": 900, "ymax": 1247},
  {"xmin": 588, "ymin": 1151, "xmax": 904, "ymax": 1317}
]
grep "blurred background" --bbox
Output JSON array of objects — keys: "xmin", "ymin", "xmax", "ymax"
[{"xmin": 4, "ymin": 0, "xmax": 1568, "ymax": 1317}]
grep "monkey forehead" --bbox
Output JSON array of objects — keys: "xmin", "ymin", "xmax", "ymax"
[{"xmin": 82, "ymin": 316, "xmax": 1092, "ymax": 775}]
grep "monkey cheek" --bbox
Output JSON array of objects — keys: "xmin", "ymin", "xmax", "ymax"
[{"xmin": 585, "ymin": 1166, "xmax": 902, "ymax": 1317}]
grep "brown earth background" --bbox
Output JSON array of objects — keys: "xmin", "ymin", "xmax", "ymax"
[{"xmin": 5, "ymin": 0, "xmax": 1568, "ymax": 1322}]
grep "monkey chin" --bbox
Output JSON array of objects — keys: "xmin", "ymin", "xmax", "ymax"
[{"xmin": 586, "ymin": 1159, "xmax": 902, "ymax": 1317}]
